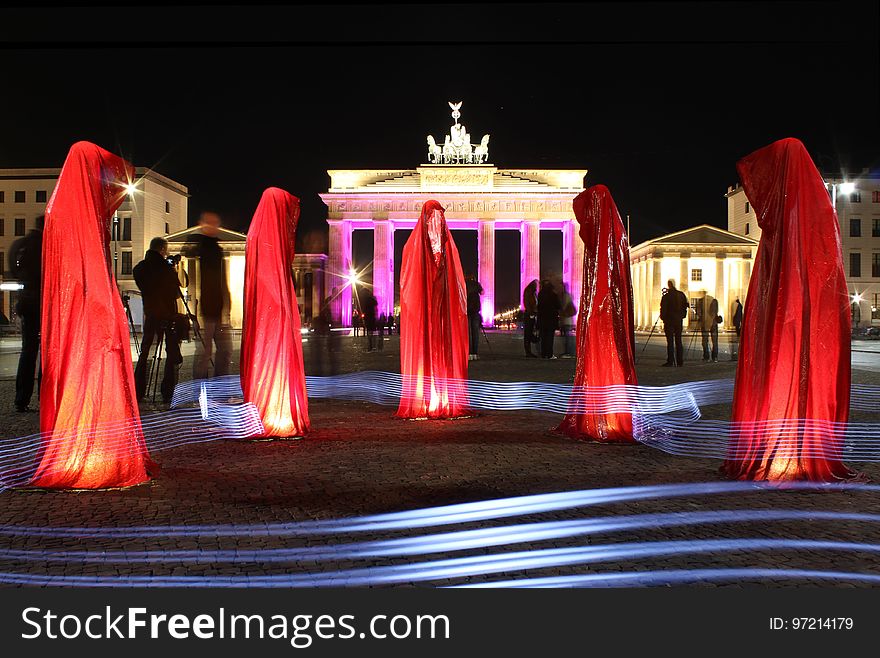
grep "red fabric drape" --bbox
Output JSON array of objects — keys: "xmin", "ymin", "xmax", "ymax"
[
  {"xmin": 32, "ymin": 141, "xmax": 154, "ymax": 489},
  {"xmin": 556, "ymin": 185, "xmax": 638, "ymax": 442},
  {"xmin": 721, "ymin": 137, "xmax": 859, "ymax": 482},
  {"xmin": 396, "ymin": 200, "xmax": 469, "ymax": 419},
  {"xmin": 240, "ymin": 187, "xmax": 310, "ymax": 437}
]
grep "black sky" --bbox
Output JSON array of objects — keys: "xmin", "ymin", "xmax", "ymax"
[{"xmin": 1, "ymin": 2, "xmax": 878, "ymax": 309}]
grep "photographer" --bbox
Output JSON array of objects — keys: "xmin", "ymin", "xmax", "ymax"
[
  {"xmin": 133, "ymin": 237, "xmax": 183, "ymax": 404},
  {"xmin": 9, "ymin": 215, "xmax": 43, "ymax": 412},
  {"xmin": 659, "ymin": 278, "xmax": 689, "ymax": 367}
]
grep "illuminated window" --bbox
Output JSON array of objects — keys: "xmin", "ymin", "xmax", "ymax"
[
  {"xmin": 874, "ymin": 294, "xmax": 880, "ymax": 321},
  {"xmin": 121, "ymin": 251, "xmax": 132, "ymax": 275},
  {"xmin": 745, "ymin": 201, "xmax": 750, "ymax": 213},
  {"xmin": 14, "ymin": 191, "xmax": 25, "ymax": 203},
  {"xmin": 850, "ymin": 252, "xmax": 861, "ymax": 278},
  {"xmin": 745, "ymin": 223, "xmax": 750, "ymax": 235},
  {"xmin": 14, "ymin": 218, "xmax": 25, "ymax": 236},
  {"xmin": 122, "ymin": 216, "xmax": 131, "ymax": 241},
  {"xmin": 850, "ymin": 191, "xmax": 862, "ymax": 203},
  {"xmin": 165, "ymin": 222, "xmax": 170, "ymax": 235},
  {"xmin": 691, "ymin": 269, "xmax": 702, "ymax": 282},
  {"xmin": 851, "ymin": 218, "xmax": 861, "ymax": 237},
  {"xmin": 165, "ymin": 201, "xmax": 170, "ymax": 213},
  {"xmin": 873, "ymin": 190, "xmax": 880, "ymax": 203},
  {"xmin": 35, "ymin": 190, "xmax": 47, "ymax": 203}
]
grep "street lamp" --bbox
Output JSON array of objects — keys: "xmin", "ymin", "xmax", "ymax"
[{"xmin": 826, "ymin": 180, "xmax": 856, "ymax": 211}]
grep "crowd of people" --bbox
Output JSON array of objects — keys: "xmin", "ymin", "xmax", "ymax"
[{"xmin": 10, "ymin": 222, "xmax": 749, "ymax": 414}]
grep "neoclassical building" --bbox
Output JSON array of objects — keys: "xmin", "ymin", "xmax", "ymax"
[
  {"xmin": 319, "ymin": 102, "xmax": 587, "ymax": 326},
  {"xmin": 630, "ymin": 225, "xmax": 758, "ymax": 331},
  {"xmin": 162, "ymin": 226, "xmax": 326, "ymax": 331}
]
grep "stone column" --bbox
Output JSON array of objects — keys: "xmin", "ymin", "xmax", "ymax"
[
  {"xmin": 679, "ymin": 253, "xmax": 690, "ymax": 297},
  {"xmin": 563, "ymin": 219, "xmax": 585, "ymax": 324},
  {"xmin": 742, "ymin": 257, "xmax": 752, "ymax": 303},
  {"xmin": 520, "ymin": 220, "xmax": 541, "ymax": 308},
  {"xmin": 372, "ymin": 219, "xmax": 394, "ymax": 319},
  {"xmin": 327, "ymin": 219, "xmax": 353, "ymax": 327},
  {"xmin": 642, "ymin": 258, "xmax": 650, "ymax": 329},
  {"xmin": 715, "ymin": 254, "xmax": 726, "ymax": 329},
  {"xmin": 478, "ymin": 219, "xmax": 496, "ymax": 326},
  {"xmin": 650, "ymin": 255, "xmax": 662, "ymax": 329}
]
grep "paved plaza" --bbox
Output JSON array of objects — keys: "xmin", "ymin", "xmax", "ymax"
[{"xmin": 1, "ymin": 329, "xmax": 879, "ymax": 587}]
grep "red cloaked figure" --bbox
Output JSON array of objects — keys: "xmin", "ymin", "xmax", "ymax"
[
  {"xmin": 240, "ymin": 188, "xmax": 310, "ymax": 437},
  {"xmin": 556, "ymin": 185, "xmax": 637, "ymax": 442},
  {"xmin": 722, "ymin": 137, "xmax": 860, "ymax": 483},
  {"xmin": 396, "ymin": 200, "xmax": 469, "ymax": 419},
  {"xmin": 32, "ymin": 142, "xmax": 155, "ymax": 489}
]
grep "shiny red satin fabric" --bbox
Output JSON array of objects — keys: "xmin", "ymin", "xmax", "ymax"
[
  {"xmin": 722, "ymin": 137, "xmax": 858, "ymax": 482},
  {"xmin": 240, "ymin": 188, "xmax": 310, "ymax": 437},
  {"xmin": 396, "ymin": 200, "xmax": 469, "ymax": 419},
  {"xmin": 32, "ymin": 141, "xmax": 154, "ymax": 489},
  {"xmin": 557, "ymin": 185, "xmax": 637, "ymax": 442}
]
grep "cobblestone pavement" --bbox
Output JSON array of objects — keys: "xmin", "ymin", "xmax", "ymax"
[{"xmin": 1, "ymin": 330, "xmax": 879, "ymax": 587}]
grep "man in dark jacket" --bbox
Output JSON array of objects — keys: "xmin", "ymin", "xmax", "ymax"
[
  {"xmin": 362, "ymin": 290, "xmax": 379, "ymax": 352},
  {"xmin": 183, "ymin": 211, "xmax": 232, "ymax": 379},
  {"xmin": 9, "ymin": 216, "xmax": 43, "ymax": 412},
  {"xmin": 537, "ymin": 279, "xmax": 561, "ymax": 359},
  {"xmin": 701, "ymin": 295, "xmax": 720, "ymax": 362},
  {"xmin": 133, "ymin": 237, "xmax": 183, "ymax": 403},
  {"xmin": 659, "ymin": 278, "xmax": 689, "ymax": 367},
  {"xmin": 466, "ymin": 275, "xmax": 484, "ymax": 361}
]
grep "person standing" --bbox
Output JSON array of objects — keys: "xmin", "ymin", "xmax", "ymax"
[
  {"xmin": 363, "ymin": 290, "xmax": 378, "ymax": 352},
  {"xmin": 466, "ymin": 274, "xmax": 483, "ymax": 361},
  {"xmin": 659, "ymin": 278, "xmax": 689, "ymax": 366},
  {"xmin": 522, "ymin": 279, "xmax": 539, "ymax": 357},
  {"xmin": 558, "ymin": 282, "xmax": 577, "ymax": 358},
  {"xmin": 377, "ymin": 311, "xmax": 386, "ymax": 351},
  {"xmin": 133, "ymin": 237, "xmax": 183, "ymax": 403},
  {"xmin": 537, "ymin": 279, "xmax": 561, "ymax": 359},
  {"xmin": 184, "ymin": 211, "xmax": 233, "ymax": 380},
  {"xmin": 701, "ymin": 295, "xmax": 720, "ymax": 362},
  {"xmin": 10, "ymin": 215, "xmax": 43, "ymax": 412},
  {"xmin": 731, "ymin": 297, "xmax": 744, "ymax": 360}
]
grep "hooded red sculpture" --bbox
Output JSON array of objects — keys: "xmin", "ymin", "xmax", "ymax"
[
  {"xmin": 32, "ymin": 141, "xmax": 154, "ymax": 489},
  {"xmin": 556, "ymin": 185, "xmax": 638, "ymax": 442},
  {"xmin": 722, "ymin": 137, "xmax": 859, "ymax": 482},
  {"xmin": 396, "ymin": 200, "xmax": 469, "ymax": 419},
  {"xmin": 240, "ymin": 188, "xmax": 310, "ymax": 438}
]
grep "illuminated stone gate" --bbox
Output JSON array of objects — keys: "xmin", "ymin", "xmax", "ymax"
[{"xmin": 320, "ymin": 102, "xmax": 587, "ymax": 327}]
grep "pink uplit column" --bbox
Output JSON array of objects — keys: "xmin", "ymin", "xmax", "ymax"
[
  {"xmin": 478, "ymin": 219, "xmax": 495, "ymax": 326},
  {"xmin": 562, "ymin": 219, "xmax": 584, "ymax": 323},
  {"xmin": 373, "ymin": 219, "xmax": 395, "ymax": 318},
  {"xmin": 327, "ymin": 219, "xmax": 353, "ymax": 327},
  {"xmin": 520, "ymin": 220, "xmax": 541, "ymax": 307}
]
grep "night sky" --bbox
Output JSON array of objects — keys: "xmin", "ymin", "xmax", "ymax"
[{"xmin": 2, "ymin": 2, "xmax": 878, "ymax": 310}]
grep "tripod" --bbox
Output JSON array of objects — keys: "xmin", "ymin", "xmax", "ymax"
[
  {"xmin": 479, "ymin": 323, "xmax": 492, "ymax": 354},
  {"xmin": 121, "ymin": 291, "xmax": 141, "ymax": 356},
  {"xmin": 638, "ymin": 314, "xmax": 661, "ymax": 363}
]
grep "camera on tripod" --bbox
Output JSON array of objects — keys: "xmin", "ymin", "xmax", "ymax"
[{"xmin": 166, "ymin": 253, "xmax": 182, "ymax": 267}]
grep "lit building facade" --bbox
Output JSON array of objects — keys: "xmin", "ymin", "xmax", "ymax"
[
  {"xmin": 630, "ymin": 225, "xmax": 758, "ymax": 331},
  {"xmin": 0, "ymin": 166, "xmax": 188, "ymax": 322},
  {"xmin": 726, "ymin": 173, "xmax": 880, "ymax": 327}
]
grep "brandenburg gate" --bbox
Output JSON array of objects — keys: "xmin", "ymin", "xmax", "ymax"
[{"xmin": 320, "ymin": 102, "xmax": 587, "ymax": 327}]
